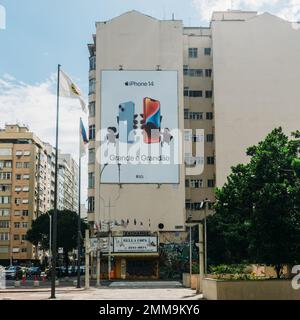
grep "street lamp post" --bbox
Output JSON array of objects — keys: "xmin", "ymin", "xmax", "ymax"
[{"xmin": 49, "ymin": 213, "xmax": 52, "ymax": 269}]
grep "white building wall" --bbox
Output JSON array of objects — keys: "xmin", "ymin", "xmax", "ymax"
[
  {"xmin": 93, "ymin": 11, "xmax": 186, "ymax": 232},
  {"xmin": 212, "ymin": 13, "xmax": 300, "ymax": 186}
]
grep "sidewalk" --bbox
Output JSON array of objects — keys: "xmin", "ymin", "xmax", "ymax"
[{"xmin": 0, "ymin": 287, "xmax": 202, "ymax": 300}]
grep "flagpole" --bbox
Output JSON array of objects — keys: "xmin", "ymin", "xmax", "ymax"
[
  {"xmin": 77, "ymin": 118, "xmax": 82, "ymax": 288},
  {"xmin": 51, "ymin": 64, "xmax": 61, "ymax": 299}
]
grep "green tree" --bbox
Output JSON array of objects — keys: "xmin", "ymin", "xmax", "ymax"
[
  {"xmin": 207, "ymin": 128, "xmax": 300, "ymax": 278},
  {"xmin": 26, "ymin": 210, "xmax": 88, "ymax": 274}
]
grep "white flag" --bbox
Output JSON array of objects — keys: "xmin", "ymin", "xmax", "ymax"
[{"xmin": 59, "ymin": 69, "xmax": 87, "ymax": 113}]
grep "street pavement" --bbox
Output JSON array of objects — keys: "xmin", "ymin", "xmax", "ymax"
[{"xmin": 0, "ymin": 281, "xmax": 203, "ymax": 300}]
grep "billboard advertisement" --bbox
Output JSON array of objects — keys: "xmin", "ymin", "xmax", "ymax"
[
  {"xmin": 114, "ymin": 236, "xmax": 158, "ymax": 253},
  {"xmin": 100, "ymin": 70, "xmax": 179, "ymax": 183}
]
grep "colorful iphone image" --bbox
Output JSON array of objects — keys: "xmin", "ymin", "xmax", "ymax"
[
  {"xmin": 143, "ymin": 97, "xmax": 161, "ymax": 144},
  {"xmin": 118, "ymin": 101, "xmax": 135, "ymax": 144}
]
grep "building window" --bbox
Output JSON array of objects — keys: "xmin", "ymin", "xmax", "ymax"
[
  {"xmin": 189, "ymin": 90, "xmax": 202, "ymax": 97},
  {"xmin": 14, "ymin": 234, "xmax": 20, "ymax": 241},
  {"xmin": 205, "ymin": 69, "xmax": 212, "ymax": 77},
  {"xmin": 16, "ymin": 150, "xmax": 23, "ymax": 156},
  {"xmin": 23, "ymin": 151, "xmax": 31, "ymax": 156},
  {"xmin": 207, "ymin": 179, "xmax": 215, "ymax": 188},
  {"xmin": 0, "ymin": 221, "xmax": 9, "ymax": 228},
  {"xmin": 89, "ymin": 102, "xmax": 95, "ymax": 117},
  {"xmin": 0, "ymin": 184, "xmax": 10, "ymax": 192},
  {"xmin": 184, "ymin": 109, "xmax": 189, "ymax": 120},
  {"xmin": 183, "ymin": 65, "xmax": 189, "ymax": 76},
  {"xmin": 204, "ymin": 48, "xmax": 211, "ymax": 56},
  {"xmin": 22, "ymin": 199, "xmax": 29, "ymax": 204},
  {"xmin": 190, "ymin": 179, "xmax": 203, "ymax": 188},
  {"xmin": 89, "ymin": 79, "xmax": 96, "ymax": 95},
  {"xmin": 21, "ymin": 234, "xmax": 26, "ymax": 241},
  {"xmin": 0, "ymin": 196, "xmax": 10, "ymax": 204},
  {"xmin": 185, "ymin": 179, "xmax": 190, "ymax": 188},
  {"xmin": 207, "ymin": 156, "xmax": 215, "ymax": 165},
  {"xmin": 206, "ymin": 134, "xmax": 214, "ymax": 142},
  {"xmin": 22, "ymin": 210, "xmax": 29, "ymax": 216},
  {"xmin": 88, "ymin": 172, "xmax": 95, "ymax": 189},
  {"xmin": 188, "ymin": 48, "xmax": 198, "ymax": 58},
  {"xmin": 23, "ymin": 162, "xmax": 30, "ymax": 168},
  {"xmin": 15, "ymin": 186, "xmax": 22, "ymax": 192},
  {"xmin": 14, "ymin": 210, "xmax": 21, "ymax": 216},
  {"xmin": 0, "ymin": 148, "xmax": 12, "ymax": 156},
  {"xmin": 89, "ymin": 125, "xmax": 95, "ymax": 140},
  {"xmin": 22, "ymin": 222, "xmax": 28, "ymax": 228},
  {"xmin": 88, "ymin": 148, "xmax": 95, "ymax": 164},
  {"xmin": 0, "ymin": 172, "xmax": 11, "ymax": 180},
  {"xmin": 185, "ymin": 200, "xmax": 191, "ymax": 209},
  {"xmin": 22, "ymin": 186, "xmax": 29, "ymax": 192},
  {"xmin": 0, "ymin": 233, "xmax": 9, "ymax": 241},
  {"xmin": 23, "ymin": 174, "xmax": 30, "ymax": 180},
  {"xmin": 0, "ymin": 209, "xmax": 9, "ymax": 217},
  {"xmin": 88, "ymin": 197, "xmax": 95, "ymax": 213},
  {"xmin": 184, "ymin": 87, "xmax": 189, "ymax": 97},
  {"xmin": 192, "ymin": 202, "xmax": 204, "ymax": 210},
  {"xmin": 189, "ymin": 69, "xmax": 203, "ymax": 77},
  {"xmin": 206, "ymin": 112, "xmax": 213, "ymax": 120},
  {"xmin": 16, "ymin": 162, "xmax": 22, "ymax": 168},
  {"xmin": 15, "ymin": 198, "xmax": 21, "ymax": 205},
  {"xmin": 14, "ymin": 222, "xmax": 20, "ymax": 228},
  {"xmin": 89, "ymin": 56, "xmax": 96, "ymax": 71},
  {"xmin": 189, "ymin": 112, "xmax": 203, "ymax": 120},
  {"xmin": 16, "ymin": 174, "xmax": 21, "ymax": 180},
  {"xmin": 0, "ymin": 160, "xmax": 12, "ymax": 168},
  {"xmin": 21, "ymin": 248, "xmax": 27, "ymax": 253},
  {"xmin": 205, "ymin": 90, "xmax": 213, "ymax": 98}
]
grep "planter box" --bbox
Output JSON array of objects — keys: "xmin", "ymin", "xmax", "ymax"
[
  {"xmin": 203, "ymin": 278, "xmax": 300, "ymax": 300},
  {"xmin": 182, "ymin": 273, "xmax": 200, "ymax": 289}
]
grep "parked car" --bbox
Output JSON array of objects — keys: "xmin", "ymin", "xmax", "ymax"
[
  {"xmin": 5, "ymin": 266, "xmax": 24, "ymax": 280},
  {"xmin": 67, "ymin": 265, "xmax": 85, "ymax": 276},
  {"xmin": 27, "ymin": 267, "xmax": 41, "ymax": 278}
]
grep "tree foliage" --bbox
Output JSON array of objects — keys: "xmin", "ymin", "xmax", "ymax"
[
  {"xmin": 26, "ymin": 210, "xmax": 88, "ymax": 271},
  {"xmin": 207, "ymin": 128, "xmax": 300, "ymax": 277}
]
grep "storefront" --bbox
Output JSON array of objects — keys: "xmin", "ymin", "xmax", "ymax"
[{"xmin": 90, "ymin": 233, "xmax": 159, "ymax": 280}]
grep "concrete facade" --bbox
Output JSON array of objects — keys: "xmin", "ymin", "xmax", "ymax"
[
  {"xmin": 86, "ymin": 10, "xmax": 300, "ymax": 279},
  {"xmin": 87, "ymin": 11, "xmax": 186, "ymax": 233},
  {"xmin": 0, "ymin": 125, "xmax": 79, "ymax": 263},
  {"xmin": 212, "ymin": 12, "xmax": 300, "ymax": 186}
]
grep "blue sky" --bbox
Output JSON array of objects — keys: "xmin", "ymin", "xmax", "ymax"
[
  {"xmin": 1, "ymin": 0, "xmax": 299, "ymax": 91},
  {"xmin": 0, "ymin": 0, "xmax": 299, "ymax": 205},
  {"xmin": 0, "ymin": 0, "xmax": 201, "ymax": 90}
]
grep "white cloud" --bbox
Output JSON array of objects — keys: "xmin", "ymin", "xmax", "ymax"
[
  {"xmin": 192, "ymin": 0, "xmax": 300, "ymax": 22},
  {"xmin": 0, "ymin": 73, "xmax": 88, "ymax": 205}
]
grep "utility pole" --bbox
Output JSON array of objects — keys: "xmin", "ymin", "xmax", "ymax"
[
  {"xmin": 49, "ymin": 213, "xmax": 52, "ymax": 269},
  {"xmin": 204, "ymin": 201, "xmax": 208, "ymax": 274},
  {"xmin": 96, "ymin": 239, "xmax": 101, "ymax": 287},
  {"xmin": 108, "ymin": 198, "xmax": 112, "ymax": 280},
  {"xmin": 197, "ymin": 222, "xmax": 204, "ymax": 294},
  {"xmin": 85, "ymin": 229, "xmax": 90, "ymax": 289},
  {"xmin": 189, "ymin": 225, "xmax": 192, "ymax": 279}
]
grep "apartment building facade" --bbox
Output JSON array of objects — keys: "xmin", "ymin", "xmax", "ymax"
[
  {"xmin": 58, "ymin": 154, "xmax": 79, "ymax": 212},
  {"xmin": 87, "ymin": 10, "xmax": 300, "ymax": 279},
  {"xmin": 0, "ymin": 125, "xmax": 79, "ymax": 265}
]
